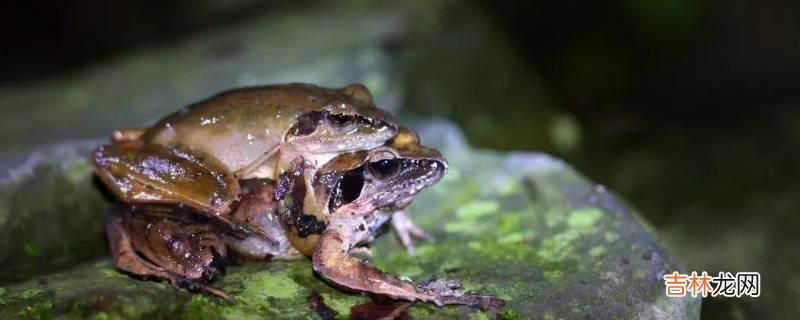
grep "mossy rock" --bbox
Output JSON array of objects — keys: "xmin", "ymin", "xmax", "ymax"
[{"xmin": 0, "ymin": 121, "xmax": 700, "ymax": 319}]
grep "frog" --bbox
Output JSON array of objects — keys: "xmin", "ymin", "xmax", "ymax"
[
  {"xmin": 108, "ymin": 128, "xmax": 503, "ymax": 310},
  {"xmin": 232, "ymin": 128, "xmax": 505, "ymax": 310},
  {"xmin": 93, "ymin": 83, "xmax": 398, "ymax": 241}
]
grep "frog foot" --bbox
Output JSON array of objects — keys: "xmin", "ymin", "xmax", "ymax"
[
  {"xmin": 417, "ymin": 279, "xmax": 505, "ymax": 310},
  {"xmin": 391, "ymin": 211, "xmax": 434, "ymax": 256}
]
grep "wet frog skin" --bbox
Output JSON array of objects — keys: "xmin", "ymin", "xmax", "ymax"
[{"xmin": 93, "ymin": 83, "xmax": 398, "ymax": 241}]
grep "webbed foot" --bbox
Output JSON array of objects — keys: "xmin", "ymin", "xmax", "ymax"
[{"xmin": 417, "ymin": 279, "xmax": 505, "ymax": 310}]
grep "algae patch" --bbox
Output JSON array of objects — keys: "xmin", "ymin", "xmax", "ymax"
[
  {"xmin": 567, "ymin": 208, "xmax": 605, "ymax": 229},
  {"xmin": 444, "ymin": 199, "xmax": 500, "ymax": 234},
  {"xmin": 589, "ymin": 246, "xmax": 606, "ymax": 257},
  {"xmin": 239, "ymin": 271, "xmax": 302, "ymax": 301}
]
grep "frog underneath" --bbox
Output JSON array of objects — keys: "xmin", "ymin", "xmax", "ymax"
[{"xmin": 107, "ymin": 129, "xmax": 503, "ymax": 310}]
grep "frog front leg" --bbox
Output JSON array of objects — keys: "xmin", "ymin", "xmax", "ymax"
[
  {"xmin": 391, "ymin": 210, "xmax": 434, "ymax": 256},
  {"xmin": 274, "ymin": 156, "xmax": 329, "ymax": 256},
  {"xmin": 107, "ymin": 208, "xmax": 232, "ymax": 301},
  {"xmin": 312, "ymin": 227, "xmax": 505, "ymax": 310}
]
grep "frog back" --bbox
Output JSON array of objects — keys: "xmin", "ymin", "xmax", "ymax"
[{"xmin": 142, "ymin": 84, "xmax": 343, "ymax": 174}]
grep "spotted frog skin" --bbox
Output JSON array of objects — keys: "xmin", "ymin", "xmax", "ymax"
[
  {"xmin": 93, "ymin": 83, "xmax": 397, "ymax": 241},
  {"xmin": 107, "ymin": 129, "xmax": 503, "ymax": 310}
]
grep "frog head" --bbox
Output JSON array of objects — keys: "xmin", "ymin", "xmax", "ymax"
[
  {"xmin": 315, "ymin": 127, "xmax": 447, "ymax": 217},
  {"xmin": 286, "ymin": 84, "xmax": 398, "ymax": 154}
]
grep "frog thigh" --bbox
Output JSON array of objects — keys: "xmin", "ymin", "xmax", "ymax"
[
  {"xmin": 109, "ymin": 209, "xmax": 233, "ymax": 301},
  {"xmin": 92, "ymin": 143, "xmax": 240, "ymax": 216},
  {"xmin": 107, "ymin": 213, "xmax": 232, "ymax": 301},
  {"xmin": 107, "ymin": 214, "xmax": 175, "ymax": 282},
  {"xmin": 126, "ymin": 209, "xmax": 226, "ymax": 280}
]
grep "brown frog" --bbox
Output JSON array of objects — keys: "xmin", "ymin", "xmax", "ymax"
[
  {"xmin": 93, "ymin": 83, "xmax": 397, "ymax": 240},
  {"xmin": 232, "ymin": 128, "xmax": 505, "ymax": 310}
]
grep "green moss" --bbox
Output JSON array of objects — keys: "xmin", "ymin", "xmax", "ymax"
[
  {"xmin": 537, "ymin": 230, "xmax": 583, "ymax": 263},
  {"xmin": 498, "ymin": 232, "xmax": 528, "ymax": 244},
  {"xmin": 567, "ymin": 208, "xmax": 605, "ymax": 229},
  {"xmin": 589, "ymin": 246, "xmax": 606, "ymax": 257},
  {"xmin": 16, "ymin": 300, "xmax": 54, "ymax": 319},
  {"xmin": 470, "ymin": 311, "xmax": 491, "ymax": 320},
  {"xmin": 543, "ymin": 270, "xmax": 564, "ymax": 281},
  {"xmin": 319, "ymin": 292, "xmax": 365, "ymax": 316},
  {"xmin": 239, "ymin": 271, "xmax": 302, "ymax": 300},
  {"xmin": 100, "ymin": 267, "xmax": 127, "ymax": 279},
  {"xmin": 457, "ymin": 200, "xmax": 500, "ymax": 219},
  {"xmin": 181, "ymin": 295, "xmax": 222, "ymax": 320},
  {"xmin": 497, "ymin": 213, "xmax": 521, "ymax": 233},
  {"xmin": 18, "ymin": 288, "xmax": 44, "ymax": 299},
  {"xmin": 90, "ymin": 312, "xmax": 127, "ymax": 320},
  {"xmin": 498, "ymin": 308, "xmax": 522, "ymax": 320}
]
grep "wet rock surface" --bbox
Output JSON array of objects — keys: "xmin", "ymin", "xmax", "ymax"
[{"xmin": 0, "ymin": 121, "xmax": 700, "ymax": 319}]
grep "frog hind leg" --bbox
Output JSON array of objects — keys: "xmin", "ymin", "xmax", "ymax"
[
  {"xmin": 93, "ymin": 143, "xmax": 276, "ymax": 244},
  {"xmin": 92, "ymin": 143, "xmax": 240, "ymax": 216},
  {"xmin": 311, "ymin": 228, "xmax": 505, "ymax": 310},
  {"xmin": 390, "ymin": 210, "xmax": 435, "ymax": 256},
  {"xmin": 107, "ymin": 210, "xmax": 233, "ymax": 302}
]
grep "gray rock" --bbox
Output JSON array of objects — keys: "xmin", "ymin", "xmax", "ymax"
[{"xmin": 0, "ymin": 121, "xmax": 700, "ymax": 319}]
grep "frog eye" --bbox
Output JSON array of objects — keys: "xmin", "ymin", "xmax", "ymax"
[
  {"xmin": 327, "ymin": 113, "xmax": 356, "ymax": 129},
  {"xmin": 367, "ymin": 157, "xmax": 399, "ymax": 180}
]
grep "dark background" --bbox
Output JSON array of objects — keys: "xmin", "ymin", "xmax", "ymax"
[{"xmin": 2, "ymin": 0, "xmax": 798, "ymax": 318}]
